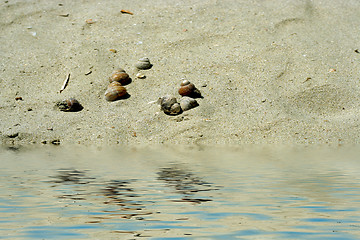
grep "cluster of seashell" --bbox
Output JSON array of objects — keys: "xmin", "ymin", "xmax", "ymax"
[
  {"xmin": 57, "ymin": 58, "xmax": 153, "ymax": 113},
  {"xmin": 159, "ymin": 80, "xmax": 202, "ymax": 115},
  {"xmin": 105, "ymin": 68, "xmax": 131, "ymax": 101}
]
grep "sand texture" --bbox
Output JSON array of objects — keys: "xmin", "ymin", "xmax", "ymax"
[{"xmin": 1, "ymin": 0, "xmax": 360, "ymax": 146}]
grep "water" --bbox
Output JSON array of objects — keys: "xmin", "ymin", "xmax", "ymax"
[{"xmin": 1, "ymin": 146, "xmax": 360, "ymax": 239}]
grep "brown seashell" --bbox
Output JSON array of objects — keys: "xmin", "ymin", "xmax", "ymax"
[
  {"xmin": 56, "ymin": 97, "xmax": 83, "ymax": 112},
  {"xmin": 178, "ymin": 80, "xmax": 202, "ymax": 98},
  {"xmin": 105, "ymin": 82, "xmax": 128, "ymax": 101},
  {"xmin": 109, "ymin": 68, "xmax": 131, "ymax": 85}
]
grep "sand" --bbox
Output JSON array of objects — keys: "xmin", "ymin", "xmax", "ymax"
[{"xmin": 1, "ymin": 0, "xmax": 360, "ymax": 147}]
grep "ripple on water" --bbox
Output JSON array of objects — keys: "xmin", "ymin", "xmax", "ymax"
[{"xmin": 0, "ymin": 147, "xmax": 360, "ymax": 239}]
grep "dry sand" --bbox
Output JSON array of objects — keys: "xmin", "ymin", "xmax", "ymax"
[{"xmin": 1, "ymin": 0, "xmax": 360, "ymax": 147}]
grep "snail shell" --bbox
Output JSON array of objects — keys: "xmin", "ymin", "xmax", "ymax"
[
  {"xmin": 104, "ymin": 82, "xmax": 128, "ymax": 101},
  {"xmin": 179, "ymin": 96, "xmax": 199, "ymax": 111},
  {"xmin": 178, "ymin": 80, "xmax": 202, "ymax": 98},
  {"xmin": 56, "ymin": 97, "xmax": 83, "ymax": 112},
  {"xmin": 159, "ymin": 95, "xmax": 182, "ymax": 115},
  {"xmin": 135, "ymin": 57, "xmax": 153, "ymax": 70},
  {"xmin": 109, "ymin": 68, "xmax": 131, "ymax": 85},
  {"xmin": 169, "ymin": 103, "xmax": 182, "ymax": 115}
]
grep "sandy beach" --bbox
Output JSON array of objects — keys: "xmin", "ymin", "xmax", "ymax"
[{"xmin": 1, "ymin": 0, "xmax": 360, "ymax": 147}]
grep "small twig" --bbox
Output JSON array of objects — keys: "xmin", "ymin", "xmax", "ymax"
[
  {"xmin": 60, "ymin": 74, "xmax": 70, "ymax": 93},
  {"xmin": 303, "ymin": 77, "xmax": 312, "ymax": 83},
  {"xmin": 148, "ymin": 97, "xmax": 163, "ymax": 105},
  {"xmin": 147, "ymin": 100, "xmax": 157, "ymax": 104},
  {"xmin": 121, "ymin": 9, "xmax": 134, "ymax": 15}
]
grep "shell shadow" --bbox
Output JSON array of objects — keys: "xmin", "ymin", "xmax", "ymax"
[
  {"xmin": 120, "ymin": 77, "xmax": 132, "ymax": 86},
  {"xmin": 164, "ymin": 108, "xmax": 183, "ymax": 116},
  {"xmin": 117, "ymin": 93, "xmax": 131, "ymax": 100},
  {"xmin": 68, "ymin": 104, "xmax": 83, "ymax": 112}
]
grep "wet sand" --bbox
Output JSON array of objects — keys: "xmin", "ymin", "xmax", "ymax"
[{"xmin": 1, "ymin": 0, "xmax": 360, "ymax": 146}]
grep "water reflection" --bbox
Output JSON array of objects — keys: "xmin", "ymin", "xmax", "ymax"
[
  {"xmin": 102, "ymin": 180, "xmax": 138, "ymax": 204},
  {"xmin": 49, "ymin": 169, "xmax": 153, "ymax": 224},
  {"xmin": 50, "ymin": 169, "xmax": 95, "ymax": 185},
  {"xmin": 157, "ymin": 166, "xmax": 219, "ymax": 204},
  {"xmin": 0, "ymin": 147, "xmax": 360, "ymax": 239}
]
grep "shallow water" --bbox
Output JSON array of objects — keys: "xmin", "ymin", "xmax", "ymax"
[{"xmin": 1, "ymin": 146, "xmax": 360, "ymax": 239}]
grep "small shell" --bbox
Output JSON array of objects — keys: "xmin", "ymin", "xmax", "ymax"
[
  {"xmin": 136, "ymin": 72, "xmax": 146, "ymax": 79},
  {"xmin": 56, "ymin": 98, "xmax": 83, "ymax": 112},
  {"xmin": 169, "ymin": 103, "xmax": 182, "ymax": 115},
  {"xmin": 135, "ymin": 57, "xmax": 153, "ymax": 70},
  {"xmin": 159, "ymin": 95, "xmax": 182, "ymax": 115},
  {"xmin": 85, "ymin": 19, "xmax": 96, "ymax": 24},
  {"xmin": 109, "ymin": 68, "xmax": 131, "ymax": 85},
  {"xmin": 105, "ymin": 82, "xmax": 128, "ymax": 101},
  {"xmin": 178, "ymin": 80, "xmax": 202, "ymax": 98},
  {"xmin": 179, "ymin": 96, "xmax": 199, "ymax": 111}
]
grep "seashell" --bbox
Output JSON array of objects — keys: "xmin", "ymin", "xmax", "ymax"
[
  {"xmin": 179, "ymin": 96, "xmax": 199, "ymax": 111},
  {"xmin": 178, "ymin": 80, "xmax": 203, "ymax": 98},
  {"xmin": 109, "ymin": 68, "xmax": 131, "ymax": 85},
  {"xmin": 159, "ymin": 95, "xmax": 182, "ymax": 115},
  {"xmin": 56, "ymin": 97, "xmax": 83, "ymax": 112},
  {"xmin": 159, "ymin": 95, "xmax": 177, "ymax": 111},
  {"xmin": 169, "ymin": 103, "xmax": 182, "ymax": 115},
  {"xmin": 135, "ymin": 57, "xmax": 153, "ymax": 70},
  {"xmin": 136, "ymin": 72, "xmax": 146, "ymax": 79},
  {"xmin": 104, "ymin": 82, "xmax": 129, "ymax": 101}
]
